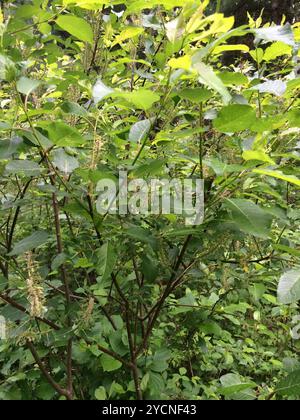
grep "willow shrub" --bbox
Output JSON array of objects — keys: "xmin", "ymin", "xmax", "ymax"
[{"xmin": 0, "ymin": 0, "xmax": 300, "ymax": 400}]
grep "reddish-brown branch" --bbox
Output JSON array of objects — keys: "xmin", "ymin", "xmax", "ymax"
[
  {"xmin": 27, "ymin": 341, "xmax": 72, "ymax": 400},
  {"xmin": 0, "ymin": 293, "xmax": 60, "ymax": 330}
]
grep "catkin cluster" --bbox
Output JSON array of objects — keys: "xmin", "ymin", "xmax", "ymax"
[{"xmin": 26, "ymin": 253, "xmax": 46, "ymax": 318}]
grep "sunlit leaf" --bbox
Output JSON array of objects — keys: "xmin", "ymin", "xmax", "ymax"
[
  {"xmin": 253, "ymin": 169, "xmax": 300, "ymax": 187},
  {"xmin": 214, "ymin": 105, "xmax": 256, "ymax": 133},
  {"xmin": 193, "ymin": 62, "xmax": 231, "ymax": 104},
  {"xmin": 278, "ymin": 270, "xmax": 300, "ymax": 304},
  {"xmin": 254, "ymin": 24, "xmax": 296, "ymax": 46},
  {"xmin": 129, "ymin": 119, "xmax": 151, "ymax": 143},
  {"xmin": 56, "ymin": 15, "xmax": 94, "ymax": 44}
]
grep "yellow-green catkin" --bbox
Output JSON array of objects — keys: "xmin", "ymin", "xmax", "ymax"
[{"xmin": 26, "ymin": 253, "xmax": 46, "ymax": 318}]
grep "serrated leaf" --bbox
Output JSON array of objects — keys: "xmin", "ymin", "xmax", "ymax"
[
  {"xmin": 224, "ymin": 198, "xmax": 273, "ymax": 239},
  {"xmin": 276, "ymin": 370, "xmax": 300, "ymax": 396},
  {"xmin": 100, "ymin": 354, "xmax": 122, "ymax": 372},
  {"xmin": 8, "ymin": 231, "xmax": 49, "ymax": 256},
  {"xmin": 214, "ymin": 105, "xmax": 256, "ymax": 133},
  {"xmin": 96, "ymin": 243, "xmax": 117, "ymax": 282},
  {"xmin": 277, "ymin": 269, "xmax": 300, "ymax": 304},
  {"xmin": 52, "ymin": 149, "xmax": 79, "ymax": 174},
  {"xmin": 5, "ymin": 160, "xmax": 42, "ymax": 176},
  {"xmin": 129, "ymin": 119, "xmax": 151, "ymax": 143},
  {"xmin": 39, "ymin": 122, "xmax": 85, "ymax": 147},
  {"xmin": 219, "ymin": 374, "xmax": 257, "ymax": 399}
]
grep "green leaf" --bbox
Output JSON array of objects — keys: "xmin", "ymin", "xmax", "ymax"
[
  {"xmin": 51, "ymin": 253, "xmax": 67, "ymax": 271},
  {"xmin": 39, "ymin": 122, "xmax": 85, "ymax": 147},
  {"xmin": 249, "ymin": 48, "xmax": 264, "ymax": 64},
  {"xmin": 219, "ymin": 374, "xmax": 257, "ymax": 398},
  {"xmin": 263, "ymin": 41, "xmax": 292, "ymax": 61},
  {"xmin": 0, "ymin": 274, "xmax": 8, "ymax": 292},
  {"xmin": 250, "ymin": 80, "xmax": 287, "ymax": 97},
  {"xmin": 218, "ymin": 71, "xmax": 248, "ymax": 86},
  {"xmin": 287, "ymin": 109, "xmax": 300, "ymax": 127},
  {"xmin": 5, "ymin": 160, "xmax": 42, "ymax": 176},
  {"xmin": 93, "ymin": 79, "xmax": 114, "ymax": 104},
  {"xmin": 0, "ymin": 137, "xmax": 22, "ymax": 160},
  {"xmin": 254, "ymin": 24, "xmax": 295, "ymax": 46},
  {"xmin": 96, "ymin": 243, "xmax": 117, "ymax": 282},
  {"xmin": 8, "ymin": 231, "xmax": 49, "ymax": 256},
  {"xmin": 109, "ymin": 331, "xmax": 128, "ymax": 357},
  {"xmin": 250, "ymin": 284, "xmax": 266, "ymax": 301},
  {"xmin": 199, "ymin": 321, "xmax": 222, "ymax": 337},
  {"xmin": 0, "ymin": 54, "xmax": 16, "ymax": 82},
  {"xmin": 213, "ymin": 44, "xmax": 249, "ymax": 54},
  {"xmin": 100, "ymin": 354, "xmax": 122, "ymax": 372},
  {"xmin": 140, "ymin": 373, "xmax": 150, "ymax": 392},
  {"xmin": 56, "ymin": 15, "xmax": 93, "ymax": 44},
  {"xmin": 126, "ymin": 227, "xmax": 157, "ymax": 249},
  {"xmin": 276, "ymin": 370, "xmax": 300, "ymax": 396},
  {"xmin": 204, "ymin": 157, "xmax": 242, "ymax": 176},
  {"xmin": 177, "ymin": 87, "xmax": 213, "ymax": 103},
  {"xmin": 95, "ymin": 386, "xmax": 107, "ymax": 400},
  {"xmin": 141, "ymin": 255, "xmax": 158, "ymax": 282},
  {"xmin": 165, "ymin": 15, "xmax": 184, "ymax": 43},
  {"xmin": 63, "ymin": 0, "xmax": 108, "ymax": 9},
  {"xmin": 61, "ymin": 101, "xmax": 88, "ymax": 116},
  {"xmin": 22, "ymin": 129, "xmax": 53, "ymax": 149},
  {"xmin": 193, "ymin": 62, "xmax": 231, "ymax": 104},
  {"xmin": 243, "ymin": 150, "xmax": 275, "ymax": 164},
  {"xmin": 118, "ymin": 89, "xmax": 160, "ymax": 111},
  {"xmin": 129, "ymin": 119, "xmax": 151, "ymax": 143},
  {"xmin": 253, "ymin": 169, "xmax": 300, "ymax": 187},
  {"xmin": 16, "ymin": 77, "xmax": 41, "ymax": 96},
  {"xmin": 277, "ymin": 269, "xmax": 300, "ymax": 304},
  {"xmin": 109, "ymin": 382, "xmax": 125, "ymax": 396},
  {"xmin": 112, "ymin": 27, "xmax": 144, "ymax": 46},
  {"xmin": 151, "ymin": 349, "xmax": 172, "ymax": 373},
  {"xmin": 272, "ymin": 244, "xmax": 300, "ymax": 258},
  {"xmin": 52, "ymin": 149, "xmax": 79, "ymax": 174},
  {"xmin": 214, "ymin": 105, "xmax": 257, "ymax": 133},
  {"xmin": 224, "ymin": 198, "xmax": 273, "ymax": 239},
  {"xmin": 168, "ymin": 55, "xmax": 192, "ymax": 70}
]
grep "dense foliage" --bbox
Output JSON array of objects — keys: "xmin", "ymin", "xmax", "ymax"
[{"xmin": 1, "ymin": 0, "xmax": 300, "ymax": 401}]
